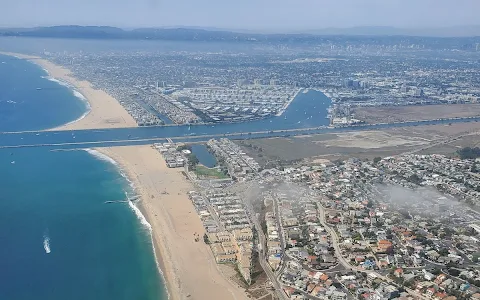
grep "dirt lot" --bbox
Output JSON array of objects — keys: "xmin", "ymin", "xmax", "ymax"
[
  {"xmin": 236, "ymin": 121, "xmax": 480, "ymax": 165},
  {"xmin": 354, "ymin": 104, "xmax": 480, "ymax": 124}
]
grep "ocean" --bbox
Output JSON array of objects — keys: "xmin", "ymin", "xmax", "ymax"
[{"xmin": 0, "ymin": 56, "xmax": 167, "ymax": 299}]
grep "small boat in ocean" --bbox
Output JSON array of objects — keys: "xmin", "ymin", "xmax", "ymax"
[
  {"xmin": 35, "ymin": 133, "xmax": 40, "ymax": 136},
  {"xmin": 11, "ymin": 161, "xmax": 15, "ymax": 164},
  {"xmin": 36, "ymin": 87, "xmax": 42, "ymax": 90}
]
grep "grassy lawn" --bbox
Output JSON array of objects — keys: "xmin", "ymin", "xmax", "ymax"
[{"xmin": 194, "ymin": 165, "xmax": 229, "ymax": 179}]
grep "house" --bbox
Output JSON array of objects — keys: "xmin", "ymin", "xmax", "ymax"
[
  {"xmin": 471, "ymin": 293, "xmax": 480, "ymax": 300},
  {"xmin": 426, "ymin": 250, "xmax": 440, "ymax": 261},
  {"xmin": 435, "ymin": 274, "xmax": 447, "ymax": 285},
  {"xmin": 433, "ymin": 292, "xmax": 447, "ymax": 300},
  {"xmin": 330, "ymin": 291, "xmax": 347, "ymax": 300},
  {"xmin": 394, "ymin": 268, "xmax": 404, "ymax": 278},
  {"xmin": 377, "ymin": 240, "xmax": 393, "ymax": 253},
  {"xmin": 423, "ymin": 269, "xmax": 435, "ymax": 281},
  {"xmin": 426, "ymin": 287, "xmax": 436, "ymax": 298}
]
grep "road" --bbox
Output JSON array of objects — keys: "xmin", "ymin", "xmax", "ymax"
[
  {"xmin": 243, "ymin": 183, "xmax": 289, "ymax": 300},
  {"xmin": 316, "ymin": 200, "xmax": 431, "ymax": 300},
  {"xmin": 3, "ymin": 115, "xmax": 480, "ymax": 149}
]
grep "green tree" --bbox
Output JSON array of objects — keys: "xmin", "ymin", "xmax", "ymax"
[{"xmin": 187, "ymin": 154, "xmax": 199, "ymax": 167}]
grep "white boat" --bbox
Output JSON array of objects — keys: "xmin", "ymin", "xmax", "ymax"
[{"xmin": 11, "ymin": 161, "xmax": 15, "ymax": 164}]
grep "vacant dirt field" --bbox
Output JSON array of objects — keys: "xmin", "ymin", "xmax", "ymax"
[
  {"xmin": 354, "ymin": 104, "xmax": 480, "ymax": 124},
  {"xmin": 236, "ymin": 121, "xmax": 480, "ymax": 164}
]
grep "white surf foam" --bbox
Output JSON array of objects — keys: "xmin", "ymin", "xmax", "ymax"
[
  {"xmin": 44, "ymin": 77, "xmax": 92, "ymax": 126},
  {"xmin": 43, "ymin": 235, "xmax": 51, "ymax": 254},
  {"xmin": 127, "ymin": 198, "xmax": 152, "ymax": 231},
  {"xmin": 84, "ymin": 149, "xmax": 119, "ymax": 166},
  {"xmin": 83, "ymin": 149, "xmax": 168, "ymax": 297},
  {"xmin": 46, "ymin": 76, "xmax": 70, "ymax": 88},
  {"xmin": 127, "ymin": 196, "xmax": 168, "ymax": 298},
  {"xmin": 41, "ymin": 67, "xmax": 50, "ymax": 76}
]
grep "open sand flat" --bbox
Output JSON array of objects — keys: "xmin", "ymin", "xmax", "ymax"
[
  {"xmin": 355, "ymin": 104, "xmax": 480, "ymax": 124},
  {"xmin": 97, "ymin": 145, "xmax": 248, "ymax": 300},
  {"xmin": 0, "ymin": 52, "xmax": 136, "ymax": 131},
  {"xmin": 317, "ymin": 131, "xmax": 430, "ymax": 149}
]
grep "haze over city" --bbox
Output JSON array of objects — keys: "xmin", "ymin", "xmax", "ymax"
[
  {"xmin": 3, "ymin": 1, "xmax": 480, "ymax": 300},
  {"xmin": 1, "ymin": 0, "xmax": 479, "ymax": 32}
]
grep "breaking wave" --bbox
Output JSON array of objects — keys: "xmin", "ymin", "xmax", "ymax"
[
  {"xmin": 127, "ymin": 197, "xmax": 152, "ymax": 231},
  {"xmin": 83, "ymin": 149, "xmax": 167, "ymax": 297},
  {"xmin": 84, "ymin": 149, "xmax": 119, "ymax": 166},
  {"xmin": 44, "ymin": 77, "xmax": 91, "ymax": 126}
]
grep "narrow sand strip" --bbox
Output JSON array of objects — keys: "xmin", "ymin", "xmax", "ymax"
[
  {"xmin": 97, "ymin": 145, "xmax": 248, "ymax": 300},
  {"xmin": 0, "ymin": 52, "xmax": 137, "ymax": 131}
]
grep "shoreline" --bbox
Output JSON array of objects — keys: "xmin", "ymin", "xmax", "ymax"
[
  {"xmin": 0, "ymin": 51, "xmax": 137, "ymax": 131},
  {"xmin": 93, "ymin": 145, "xmax": 248, "ymax": 300},
  {"xmin": 89, "ymin": 147, "xmax": 177, "ymax": 299},
  {"xmin": 276, "ymin": 87, "xmax": 303, "ymax": 117}
]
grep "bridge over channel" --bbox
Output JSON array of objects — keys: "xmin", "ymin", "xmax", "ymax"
[{"xmin": 1, "ymin": 116, "xmax": 479, "ymax": 150}]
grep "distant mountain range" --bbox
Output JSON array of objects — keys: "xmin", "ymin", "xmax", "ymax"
[
  {"xmin": 300, "ymin": 25, "xmax": 480, "ymax": 37},
  {"xmin": 0, "ymin": 25, "xmax": 479, "ymax": 42}
]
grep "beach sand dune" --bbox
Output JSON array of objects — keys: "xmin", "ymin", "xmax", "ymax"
[
  {"xmin": 0, "ymin": 52, "xmax": 137, "ymax": 131},
  {"xmin": 98, "ymin": 145, "xmax": 248, "ymax": 300}
]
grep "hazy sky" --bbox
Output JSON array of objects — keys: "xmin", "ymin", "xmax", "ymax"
[{"xmin": 1, "ymin": 0, "xmax": 479, "ymax": 31}]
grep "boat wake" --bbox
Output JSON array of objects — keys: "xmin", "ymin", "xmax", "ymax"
[{"xmin": 43, "ymin": 235, "xmax": 51, "ymax": 254}]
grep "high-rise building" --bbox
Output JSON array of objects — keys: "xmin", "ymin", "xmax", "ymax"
[
  {"xmin": 414, "ymin": 88, "xmax": 424, "ymax": 97},
  {"xmin": 344, "ymin": 79, "xmax": 353, "ymax": 88},
  {"xmin": 237, "ymin": 79, "xmax": 247, "ymax": 87}
]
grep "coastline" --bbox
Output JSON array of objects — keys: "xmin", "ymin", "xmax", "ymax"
[
  {"xmin": 276, "ymin": 87, "xmax": 303, "ymax": 117},
  {"xmin": 0, "ymin": 51, "xmax": 137, "ymax": 131},
  {"xmin": 94, "ymin": 145, "xmax": 249, "ymax": 300}
]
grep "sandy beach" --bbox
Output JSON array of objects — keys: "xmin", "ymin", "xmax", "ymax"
[
  {"xmin": 0, "ymin": 52, "xmax": 137, "ymax": 131},
  {"xmin": 97, "ymin": 145, "xmax": 248, "ymax": 300}
]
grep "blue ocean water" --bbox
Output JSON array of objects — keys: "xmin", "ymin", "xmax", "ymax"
[
  {"xmin": 0, "ymin": 55, "xmax": 88, "ymax": 132},
  {"xmin": 0, "ymin": 56, "xmax": 166, "ymax": 300}
]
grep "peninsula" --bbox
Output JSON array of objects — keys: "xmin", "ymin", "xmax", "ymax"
[
  {"xmin": 1, "ymin": 52, "xmax": 248, "ymax": 300},
  {"xmin": 0, "ymin": 52, "xmax": 137, "ymax": 131}
]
